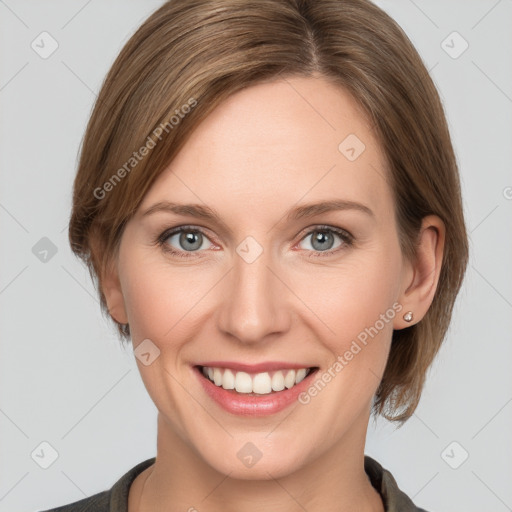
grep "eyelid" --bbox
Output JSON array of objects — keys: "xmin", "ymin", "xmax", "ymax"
[{"xmin": 296, "ymin": 224, "xmax": 353, "ymax": 242}]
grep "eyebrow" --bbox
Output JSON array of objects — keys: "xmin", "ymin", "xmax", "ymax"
[{"xmin": 140, "ymin": 199, "xmax": 374, "ymax": 225}]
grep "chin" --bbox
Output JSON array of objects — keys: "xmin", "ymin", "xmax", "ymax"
[{"xmin": 191, "ymin": 431, "xmax": 313, "ymax": 480}]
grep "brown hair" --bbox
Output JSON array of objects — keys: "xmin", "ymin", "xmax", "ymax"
[{"xmin": 68, "ymin": 0, "xmax": 469, "ymax": 422}]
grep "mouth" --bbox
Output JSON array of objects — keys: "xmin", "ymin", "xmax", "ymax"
[
  {"xmin": 193, "ymin": 363, "xmax": 319, "ymax": 416},
  {"xmin": 197, "ymin": 365, "xmax": 318, "ymax": 395}
]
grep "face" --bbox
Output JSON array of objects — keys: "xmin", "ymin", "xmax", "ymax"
[{"xmin": 109, "ymin": 75, "xmax": 412, "ymax": 479}]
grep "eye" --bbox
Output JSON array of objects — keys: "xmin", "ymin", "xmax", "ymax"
[
  {"xmin": 156, "ymin": 226, "xmax": 214, "ymax": 258},
  {"xmin": 155, "ymin": 224, "xmax": 354, "ymax": 259},
  {"xmin": 297, "ymin": 225, "xmax": 353, "ymax": 257}
]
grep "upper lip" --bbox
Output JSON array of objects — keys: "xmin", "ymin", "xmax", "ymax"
[{"xmin": 195, "ymin": 361, "xmax": 316, "ymax": 373}]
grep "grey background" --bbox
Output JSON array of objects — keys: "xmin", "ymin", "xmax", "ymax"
[{"xmin": 0, "ymin": 1, "xmax": 511, "ymax": 511}]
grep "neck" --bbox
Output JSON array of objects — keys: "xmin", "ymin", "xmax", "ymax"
[{"xmin": 133, "ymin": 412, "xmax": 383, "ymax": 512}]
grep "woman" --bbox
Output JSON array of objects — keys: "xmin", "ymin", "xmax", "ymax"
[{"xmin": 42, "ymin": 0, "xmax": 468, "ymax": 510}]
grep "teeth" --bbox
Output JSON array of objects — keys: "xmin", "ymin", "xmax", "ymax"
[
  {"xmin": 271, "ymin": 371, "xmax": 285, "ymax": 392},
  {"xmin": 213, "ymin": 368, "xmax": 223, "ymax": 386},
  {"xmin": 253, "ymin": 372, "xmax": 272, "ymax": 394},
  {"xmin": 222, "ymin": 369, "xmax": 235, "ymax": 390},
  {"xmin": 201, "ymin": 366, "xmax": 312, "ymax": 395},
  {"xmin": 234, "ymin": 371, "xmax": 253, "ymax": 393},
  {"xmin": 295, "ymin": 368, "xmax": 307, "ymax": 384}
]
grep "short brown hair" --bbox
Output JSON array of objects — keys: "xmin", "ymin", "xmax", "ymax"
[{"xmin": 68, "ymin": 0, "xmax": 469, "ymax": 422}]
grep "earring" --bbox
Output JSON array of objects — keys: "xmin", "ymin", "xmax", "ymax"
[{"xmin": 403, "ymin": 311, "xmax": 414, "ymax": 322}]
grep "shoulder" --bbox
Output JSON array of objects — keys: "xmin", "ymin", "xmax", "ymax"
[
  {"xmin": 38, "ymin": 490, "xmax": 110, "ymax": 512},
  {"xmin": 364, "ymin": 455, "xmax": 430, "ymax": 512},
  {"xmin": 37, "ymin": 458, "xmax": 156, "ymax": 512}
]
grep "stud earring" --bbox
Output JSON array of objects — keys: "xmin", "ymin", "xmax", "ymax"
[{"xmin": 403, "ymin": 311, "xmax": 414, "ymax": 322}]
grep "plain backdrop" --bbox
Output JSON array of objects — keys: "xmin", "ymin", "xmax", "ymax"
[{"xmin": 0, "ymin": 1, "xmax": 511, "ymax": 511}]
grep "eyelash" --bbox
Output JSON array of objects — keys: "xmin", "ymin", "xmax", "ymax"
[{"xmin": 154, "ymin": 224, "xmax": 354, "ymax": 259}]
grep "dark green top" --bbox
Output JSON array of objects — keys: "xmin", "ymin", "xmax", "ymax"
[{"xmin": 39, "ymin": 456, "xmax": 428, "ymax": 512}]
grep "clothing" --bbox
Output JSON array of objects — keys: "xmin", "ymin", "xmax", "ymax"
[{"xmin": 39, "ymin": 455, "xmax": 428, "ymax": 512}]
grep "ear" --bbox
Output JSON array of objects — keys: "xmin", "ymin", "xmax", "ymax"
[
  {"xmin": 90, "ymin": 234, "xmax": 128, "ymax": 325},
  {"xmin": 394, "ymin": 215, "xmax": 445, "ymax": 329}
]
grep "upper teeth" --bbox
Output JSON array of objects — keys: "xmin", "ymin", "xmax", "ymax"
[{"xmin": 202, "ymin": 366, "xmax": 310, "ymax": 394}]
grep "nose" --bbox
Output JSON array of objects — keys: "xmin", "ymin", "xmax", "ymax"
[{"xmin": 217, "ymin": 247, "xmax": 292, "ymax": 345}]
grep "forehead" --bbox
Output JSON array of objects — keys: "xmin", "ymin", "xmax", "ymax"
[{"xmin": 140, "ymin": 76, "xmax": 391, "ymax": 222}]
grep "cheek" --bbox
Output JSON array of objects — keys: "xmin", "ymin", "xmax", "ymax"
[
  {"xmin": 295, "ymin": 248, "xmax": 402, "ymax": 348},
  {"xmin": 291, "ymin": 251, "xmax": 402, "ymax": 428},
  {"xmin": 121, "ymin": 265, "xmax": 170, "ymax": 340},
  {"xmin": 119, "ymin": 251, "xmax": 218, "ymax": 342}
]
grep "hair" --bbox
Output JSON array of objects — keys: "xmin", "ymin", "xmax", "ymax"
[{"xmin": 68, "ymin": 0, "xmax": 469, "ymax": 422}]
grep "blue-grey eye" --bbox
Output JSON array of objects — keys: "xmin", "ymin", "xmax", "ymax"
[
  {"xmin": 166, "ymin": 229, "xmax": 212, "ymax": 252},
  {"xmin": 299, "ymin": 229, "xmax": 343, "ymax": 252}
]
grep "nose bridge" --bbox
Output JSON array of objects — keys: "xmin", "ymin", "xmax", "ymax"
[{"xmin": 218, "ymin": 239, "xmax": 289, "ymax": 343}]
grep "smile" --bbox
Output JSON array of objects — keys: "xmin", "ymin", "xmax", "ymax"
[
  {"xmin": 194, "ymin": 363, "xmax": 319, "ymax": 416},
  {"xmin": 201, "ymin": 366, "xmax": 312, "ymax": 395}
]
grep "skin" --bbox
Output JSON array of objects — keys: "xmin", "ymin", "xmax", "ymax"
[{"xmin": 101, "ymin": 75, "xmax": 445, "ymax": 512}]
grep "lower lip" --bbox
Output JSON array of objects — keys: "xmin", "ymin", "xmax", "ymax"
[{"xmin": 194, "ymin": 366, "xmax": 317, "ymax": 416}]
